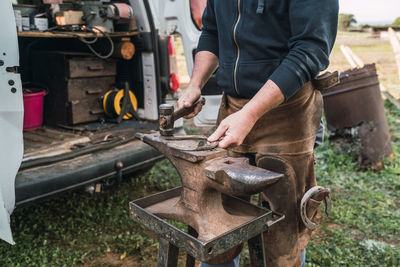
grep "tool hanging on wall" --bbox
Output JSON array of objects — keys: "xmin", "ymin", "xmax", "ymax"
[
  {"xmin": 110, "ymin": 3, "xmax": 136, "ymax": 31},
  {"xmin": 111, "ymin": 3, "xmax": 134, "ymax": 21},
  {"xmin": 103, "ymin": 83, "xmax": 138, "ymax": 123},
  {"xmin": 80, "ymin": 1, "xmax": 135, "ymax": 33},
  {"xmin": 113, "ymin": 40, "xmax": 135, "ymax": 60},
  {"xmin": 81, "ymin": 1, "xmax": 115, "ymax": 32}
]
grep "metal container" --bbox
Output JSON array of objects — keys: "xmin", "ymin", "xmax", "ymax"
[
  {"xmin": 322, "ymin": 64, "xmax": 393, "ymax": 166},
  {"xmin": 12, "ymin": 4, "xmax": 38, "ymax": 16}
]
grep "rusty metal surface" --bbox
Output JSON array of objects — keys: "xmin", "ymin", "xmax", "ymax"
[
  {"xmin": 130, "ymin": 187, "xmax": 284, "ymax": 262},
  {"xmin": 312, "ymin": 71, "xmax": 340, "ymax": 91},
  {"xmin": 205, "ymin": 157, "xmax": 282, "ymax": 196},
  {"xmin": 248, "ymin": 234, "xmax": 265, "ymax": 266},
  {"xmin": 132, "ymin": 131, "xmax": 284, "ymax": 263},
  {"xmin": 322, "ymin": 64, "xmax": 393, "ymax": 165},
  {"xmin": 323, "ymin": 64, "xmax": 383, "ymax": 128},
  {"xmin": 164, "ymin": 135, "xmax": 219, "ymax": 151},
  {"xmin": 158, "ymin": 238, "xmax": 179, "ymax": 267}
]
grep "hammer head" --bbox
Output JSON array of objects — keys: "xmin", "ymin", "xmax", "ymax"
[
  {"xmin": 159, "ymin": 97, "xmax": 206, "ymax": 136},
  {"xmin": 159, "ymin": 104, "xmax": 174, "ymax": 136}
]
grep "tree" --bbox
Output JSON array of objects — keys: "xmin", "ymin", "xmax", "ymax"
[
  {"xmin": 338, "ymin": 14, "xmax": 357, "ymax": 31},
  {"xmin": 392, "ymin": 17, "xmax": 400, "ymax": 27}
]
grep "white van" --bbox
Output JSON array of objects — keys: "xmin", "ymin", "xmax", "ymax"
[{"xmin": 0, "ymin": 0, "xmax": 219, "ymax": 244}]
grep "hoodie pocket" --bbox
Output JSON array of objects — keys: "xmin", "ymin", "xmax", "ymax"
[
  {"xmin": 216, "ymin": 63, "xmax": 234, "ymax": 93},
  {"xmin": 236, "ymin": 59, "xmax": 281, "ymax": 97}
]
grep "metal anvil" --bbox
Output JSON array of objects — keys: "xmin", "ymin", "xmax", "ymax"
[{"xmin": 135, "ymin": 132, "xmax": 283, "ymax": 244}]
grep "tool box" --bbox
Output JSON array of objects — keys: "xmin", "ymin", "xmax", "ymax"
[{"xmin": 31, "ymin": 51, "xmax": 116, "ymax": 125}]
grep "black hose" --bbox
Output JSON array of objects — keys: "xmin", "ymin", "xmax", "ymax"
[{"xmin": 85, "ymin": 26, "xmax": 115, "ymax": 59}]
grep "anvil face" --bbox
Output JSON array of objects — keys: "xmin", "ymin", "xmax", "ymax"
[{"xmin": 135, "ymin": 132, "xmax": 283, "ymax": 243}]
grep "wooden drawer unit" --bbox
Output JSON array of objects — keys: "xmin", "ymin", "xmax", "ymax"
[
  {"xmin": 68, "ymin": 57, "xmax": 116, "ymax": 78},
  {"xmin": 31, "ymin": 51, "xmax": 116, "ymax": 125},
  {"xmin": 69, "ymin": 98, "xmax": 105, "ymax": 125},
  {"xmin": 67, "ymin": 77, "xmax": 113, "ymax": 101},
  {"xmin": 66, "ymin": 76, "xmax": 115, "ymax": 124}
]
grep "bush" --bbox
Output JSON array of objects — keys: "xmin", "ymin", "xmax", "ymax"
[
  {"xmin": 339, "ymin": 13, "xmax": 357, "ymax": 31},
  {"xmin": 392, "ymin": 17, "xmax": 400, "ymax": 27}
]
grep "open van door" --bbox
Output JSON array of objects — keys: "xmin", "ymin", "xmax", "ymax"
[
  {"xmin": 151, "ymin": 0, "xmax": 202, "ymax": 74},
  {"xmin": 0, "ymin": 0, "xmax": 24, "ymax": 244},
  {"xmin": 151, "ymin": 0, "xmax": 222, "ymax": 126}
]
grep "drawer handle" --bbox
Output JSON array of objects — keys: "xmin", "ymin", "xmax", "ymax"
[
  {"xmin": 86, "ymin": 89, "xmax": 103, "ymax": 95},
  {"xmin": 90, "ymin": 109, "xmax": 104, "ymax": 115},
  {"xmin": 87, "ymin": 65, "xmax": 104, "ymax": 71}
]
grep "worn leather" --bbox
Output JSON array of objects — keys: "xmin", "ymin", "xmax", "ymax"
[
  {"xmin": 216, "ymin": 82, "xmax": 323, "ymax": 266},
  {"xmin": 312, "ymin": 71, "xmax": 340, "ymax": 91}
]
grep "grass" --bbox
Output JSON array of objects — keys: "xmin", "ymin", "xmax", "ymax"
[
  {"xmin": 306, "ymin": 100, "xmax": 400, "ymax": 266},
  {"xmin": 307, "ymin": 31, "xmax": 400, "ymax": 265},
  {"xmin": 1, "ymin": 32, "xmax": 400, "ymax": 266},
  {"xmin": 0, "ymin": 163, "xmax": 181, "ymax": 267}
]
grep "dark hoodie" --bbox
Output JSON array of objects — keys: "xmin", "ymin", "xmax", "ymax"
[{"xmin": 197, "ymin": 0, "xmax": 339, "ymax": 100}]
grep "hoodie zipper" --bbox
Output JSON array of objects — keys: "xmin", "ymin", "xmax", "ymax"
[{"xmin": 233, "ymin": 0, "xmax": 241, "ymax": 95}]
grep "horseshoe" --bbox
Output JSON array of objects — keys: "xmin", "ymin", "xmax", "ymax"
[{"xmin": 300, "ymin": 186, "xmax": 332, "ymax": 230}]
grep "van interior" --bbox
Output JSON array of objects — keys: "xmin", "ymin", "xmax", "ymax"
[{"xmin": 13, "ymin": 0, "xmax": 174, "ymax": 205}]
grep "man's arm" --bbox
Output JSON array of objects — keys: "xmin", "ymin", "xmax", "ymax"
[
  {"xmin": 190, "ymin": 0, "xmax": 207, "ymax": 29},
  {"xmin": 269, "ymin": 0, "xmax": 339, "ymax": 100},
  {"xmin": 209, "ymin": 0, "xmax": 338, "ymax": 148},
  {"xmin": 177, "ymin": 51, "xmax": 218, "ymax": 118},
  {"xmin": 178, "ymin": 0, "xmax": 219, "ymax": 117}
]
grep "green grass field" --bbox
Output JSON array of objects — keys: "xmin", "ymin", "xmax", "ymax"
[{"xmin": 0, "ymin": 32, "xmax": 399, "ymax": 266}]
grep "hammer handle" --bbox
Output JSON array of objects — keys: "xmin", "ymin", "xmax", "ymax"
[{"xmin": 173, "ymin": 97, "xmax": 205, "ymax": 120}]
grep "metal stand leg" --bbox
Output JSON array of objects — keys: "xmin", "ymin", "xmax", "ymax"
[
  {"xmin": 158, "ymin": 238, "xmax": 179, "ymax": 267},
  {"xmin": 248, "ymin": 234, "xmax": 266, "ymax": 267},
  {"xmin": 185, "ymin": 226, "xmax": 197, "ymax": 267}
]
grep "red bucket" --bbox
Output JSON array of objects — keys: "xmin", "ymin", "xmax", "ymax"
[{"xmin": 23, "ymin": 88, "xmax": 46, "ymax": 131}]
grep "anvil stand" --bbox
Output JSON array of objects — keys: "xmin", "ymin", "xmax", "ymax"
[{"xmin": 130, "ymin": 132, "xmax": 285, "ymax": 266}]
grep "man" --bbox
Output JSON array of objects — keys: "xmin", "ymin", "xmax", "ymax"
[
  {"xmin": 190, "ymin": 0, "xmax": 207, "ymax": 29},
  {"xmin": 178, "ymin": 0, "xmax": 338, "ymax": 266}
]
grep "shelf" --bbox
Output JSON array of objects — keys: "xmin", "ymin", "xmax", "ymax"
[{"xmin": 18, "ymin": 31, "xmax": 139, "ymax": 38}]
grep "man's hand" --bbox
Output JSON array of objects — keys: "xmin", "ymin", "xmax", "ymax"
[
  {"xmin": 208, "ymin": 80, "xmax": 285, "ymax": 149},
  {"xmin": 177, "ymin": 51, "xmax": 219, "ymax": 119},
  {"xmin": 208, "ymin": 109, "xmax": 257, "ymax": 148},
  {"xmin": 177, "ymin": 87, "xmax": 202, "ymax": 119}
]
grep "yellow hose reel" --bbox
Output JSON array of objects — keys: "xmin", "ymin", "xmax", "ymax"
[{"xmin": 103, "ymin": 89, "xmax": 138, "ymax": 120}]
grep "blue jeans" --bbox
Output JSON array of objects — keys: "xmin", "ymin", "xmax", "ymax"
[
  {"xmin": 301, "ymin": 249, "xmax": 306, "ymax": 267},
  {"xmin": 200, "ymin": 249, "xmax": 306, "ymax": 267},
  {"xmin": 200, "ymin": 255, "xmax": 240, "ymax": 267}
]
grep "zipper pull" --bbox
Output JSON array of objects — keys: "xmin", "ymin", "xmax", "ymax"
[{"xmin": 256, "ymin": 0, "xmax": 265, "ymax": 14}]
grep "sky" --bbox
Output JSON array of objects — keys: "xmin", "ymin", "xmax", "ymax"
[{"xmin": 339, "ymin": 0, "xmax": 400, "ymax": 25}]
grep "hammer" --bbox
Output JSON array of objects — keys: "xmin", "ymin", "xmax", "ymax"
[{"xmin": 159, "ymin": 97, "xmax": 206, "ymax": 136}]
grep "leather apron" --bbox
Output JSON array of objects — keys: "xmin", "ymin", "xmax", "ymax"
[{"xmin": 216, "ymin": 82, "xmax": 323, "ymax": 266}]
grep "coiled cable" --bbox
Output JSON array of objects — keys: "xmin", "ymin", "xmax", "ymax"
[{"xmin": 46, "ymin": 25, "xmax": 114, "ymax": 59}]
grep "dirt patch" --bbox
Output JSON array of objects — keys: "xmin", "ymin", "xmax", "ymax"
[
  {"xmin": 84, "ymin": 251, "xmax": 195, "ymax": 267},
  {"xmin": 84, "ymin": 252, "xmax": 149, "ymax": 267}
]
